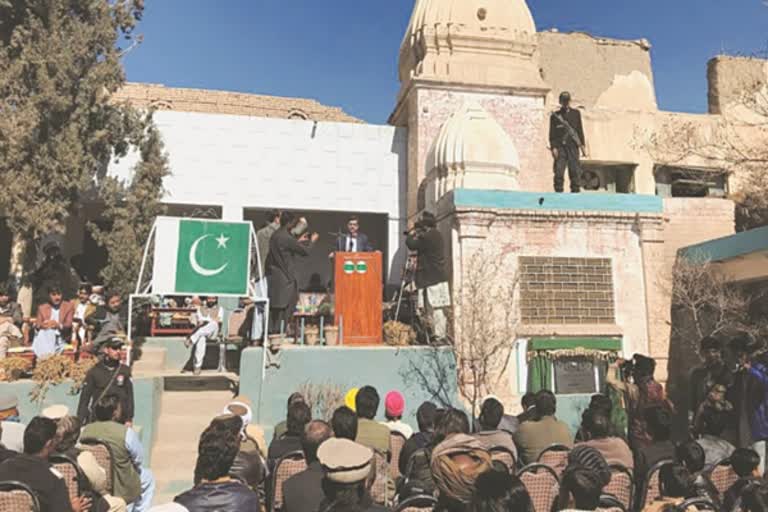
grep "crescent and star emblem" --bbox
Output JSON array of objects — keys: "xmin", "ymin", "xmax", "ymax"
[{"xmin": 189, "ymin": 233, "xmax": 230, "ymax": 277}]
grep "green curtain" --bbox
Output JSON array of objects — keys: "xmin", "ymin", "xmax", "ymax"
[
  {"xmin": 528, "ymin": 355, "xmax": 552, "ymax": 393},
  {"xmin": 606, "ymin": 365, "xmax": 629, "ymax": 438}
]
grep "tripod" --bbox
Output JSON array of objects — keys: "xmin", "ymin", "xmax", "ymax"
[{"xmin": 393, "ymin": 253, "xmax": 417, "ymax": 323}]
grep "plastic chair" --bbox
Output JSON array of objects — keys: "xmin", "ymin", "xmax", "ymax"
[
  {"xmin": 394, "ymin": 494, "xmax": 437, "ymax": 512},
  {"xmin": 0, "ymin": 481, "xmax": 40, "ymax": 512},
  {"xmin": 638, "ymin": 459, "xmax": 675, "ymax": 510},
  {"xmin": 598, "ymin": 493, "xmax": 628, "ymax": 512},
  {"xmin": 270, "ymin": 450, "xmax": 306, "ymax": 512},
  {"xmin": 79, "ymin": 438, "xmax": 115, "ymax": 494},
  {"xmin": 536, "ymin": 444, "xmax": 570, "ymax": 475},
  {"xmin": 703, "ymin": 458, "xmax": 738, "ymax": 496},
  {"xmin": 604, "ymin": 463, "xmax": 633, "ymax": 511},
  {"xmin": 519, "ymin": 463, "xmax": 560, "ymax": 512},
  {"xmin": 50, "ymin": 453, "xmax": 86, "ymax": 503},
  {"xmin": 489, "ymin": 446, "xmax": 517, "ymax": 474},
  {"xmin": 389, "ymin": 431, "xmax": 407, "ymax": 479}
]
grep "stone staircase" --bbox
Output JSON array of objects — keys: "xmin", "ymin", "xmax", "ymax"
[
  {"xmin": 132, "ymin": 345, "xmax": 168, "ymax": 376},
  {"xmin": 149, "ymin": 385, "xmax": 236, "ymax": 506}
]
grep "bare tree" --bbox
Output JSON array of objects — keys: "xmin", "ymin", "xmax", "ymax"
[
  {"xmin": 452, "ymin": 249, "xmax": 519, "ymax": 425},
  {"xmin": 668, "ymin": 254, "xmax": 767, "ymax": 354},
  {"xmin": 638, "ymin": 57, "xmax": 768, "ymax": 230},
  {"xmin": 297, "ymin": 381, "xmax": 345, "ymax": 422}
]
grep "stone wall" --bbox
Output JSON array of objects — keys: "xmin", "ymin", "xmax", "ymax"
[
  {"xmin": 114, "ymin": 82, "xmax": 361, "ymax": 123},
  {"xmin": 708, "ymin": 56, "xmax": 768, "ymax": 115},
  {"xmin": 537, "ymin": 31, "xmax": 656, "ymax": 109},
  {"xmin": 519, "ymin": 256, "xmax": 615, "ymax": 325}
]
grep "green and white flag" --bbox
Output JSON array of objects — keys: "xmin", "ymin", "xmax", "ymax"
[{"xmin": 153, "ymin": 217, "xmax": 251, "ymax": 295}]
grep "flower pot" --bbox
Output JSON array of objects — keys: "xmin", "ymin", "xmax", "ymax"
[
  {"xmin": 324, "ymin": 326, "xmax": 339, "ymax": 346},
  {"xmin": 305, "ymin": 326, "xmax": 320, "ymax": 346}
]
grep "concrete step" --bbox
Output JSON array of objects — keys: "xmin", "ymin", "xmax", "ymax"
[
  {"xmin": 150, "ymin": 389, "xmax": 235, "ymax": 507},
  {"xmin": 132, "ymin": 346, "xmax": 167, "ymax": 375}
]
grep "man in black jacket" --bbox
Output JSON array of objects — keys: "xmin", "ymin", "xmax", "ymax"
[
  {"xmin": 549, "ymin": 91, "xmax": 586, "ymax": 193},
  {"xmin": 176, "ymin": 419, "xmax": 260, "ymax": 511},
  {"xmin": 266, "ymin": 212, "xmax": 319, "ymax": 333},
  {"xmin": 405, "ymin": 212, "xmax": 450, "ymax": 342},
  {"xmin": 283, "ymin": 420, "xmax": 332, "ymax": 512},
  {"xmin": 76, "ymin": 337, "xmax": 134, "ymax": 425}
]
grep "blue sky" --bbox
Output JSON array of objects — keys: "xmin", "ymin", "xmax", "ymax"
[{"xmin": 124, "ymin": 1, "xmax": 768, "ymax": 123}]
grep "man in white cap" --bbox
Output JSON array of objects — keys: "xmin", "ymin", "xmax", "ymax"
[
  {"xmin": 317, "ymin": 438, "xmax": 387, "ymax": 512},
  {"xmin": 42, "ymin": 404, "xmax": 69, "ymax": 421}
]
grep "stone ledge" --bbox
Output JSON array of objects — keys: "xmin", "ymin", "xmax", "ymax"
[{"xmin": 517, "ymin": 323, "xmax": 623, "ymax": 337}]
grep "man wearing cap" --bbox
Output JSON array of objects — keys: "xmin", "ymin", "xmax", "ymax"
[
  {"xmin": 549, "ymin": 91, "xmax": 587, "ymax": 193},
  {"xmin": 317, "ymin": 438, "xmax": 387, "ymax": 512},
  {"xmin": 381, "ymin": 391, "xmax": 413, "ymax": 439},
  {"xmin": 0, "ymin": 393, "xmax": 24, "ymax": 452},
  {"xmin": 77, "ymin": 337, "xmax": 134, "ymax": 425}
]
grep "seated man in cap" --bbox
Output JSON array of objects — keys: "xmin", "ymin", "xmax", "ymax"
[
  {"xmin": 283, "ymin": 420, "xmax": 333, "ymax": 512},
  {"xmin": 0, "ymin": 393, "xmax": 24, "ymax": 453},
  {"xmin": 81, "ymin": 395, "xmax": 155, "ymax": 512},
  {"xmin": 77, "ymin": 337, "xmax": 134, "ymax": 426},
  {"xmin": 317, "ymin": 438, "xmax": 387, "ymax": 512},
  {"xmin": 354, "ymin": 386, "xmax": 391, "ymax": 455},
  {"xmin": 430, "ymin": 433, "xmax": 493, "ymax": 510},
  {"xmin": 0, "ymin": 416, "xmax": 91, "ymax": 512},
  {"xmin": 33, "ymin": 285, "xmax": 75, "ymax": 358},
  {"xmin": 381, "ymin": 390, "xmax": 413, "ymax": 439},
  {"xmin": 0, "ymin": 286, "xmax": 23, "ymax": 359}
]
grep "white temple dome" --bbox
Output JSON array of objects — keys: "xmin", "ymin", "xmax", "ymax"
[
  {"xmin": 398, "ymin": 0, "xmax": 546, "ymax": 93},
  {"xmin": 423, "ymin": 102, "xmax": 520, "ymax": 210}
]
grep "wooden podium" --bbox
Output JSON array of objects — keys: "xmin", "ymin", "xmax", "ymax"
[{"xmin": 334, "ymin": 251, "xmax": 383, "ymax": 345}]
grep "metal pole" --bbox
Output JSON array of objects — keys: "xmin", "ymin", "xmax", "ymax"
[{"xmin": 135, "ymin": 222, "xmax": 157, "ymax": 295}]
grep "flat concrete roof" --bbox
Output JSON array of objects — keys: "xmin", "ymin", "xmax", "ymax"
[{"xmin": 680, "ymin": 226, "xmax": 768, "ymax": 283}]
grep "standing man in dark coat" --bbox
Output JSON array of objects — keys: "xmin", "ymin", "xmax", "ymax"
[
  {"xmin": 549, "ymin": 91, "xmax": 587, "ymax": 193},
  {"xmin": 690, "ymin": 336, "xmax": 733, "ymax": 428},
  {"xmin": 77, "ymin": 337, "xmax": 134, "ymax": 425},
  {"xmin": 266, "ymin": 212, "xmax": 319, "ymax": 333},
  {"xmin": 405, "ymin": 211, "xmax": 450, "ymax": 342}
]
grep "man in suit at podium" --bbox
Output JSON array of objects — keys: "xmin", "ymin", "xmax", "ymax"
[{"xmin": 335, "ymin": 216, "xmax": 373, "ymax": 253}]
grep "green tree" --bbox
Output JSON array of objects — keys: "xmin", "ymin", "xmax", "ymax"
[
  {"xmin": 90, "ymin": 120, "xmax": 168, "ymax": 295},
  {"xmin": 0, "ymin": 0, "xmax": 167, "ymax": 309}
]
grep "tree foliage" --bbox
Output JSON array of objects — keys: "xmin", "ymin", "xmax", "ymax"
[
  {"xmin": 89, "ymin": 120, "xmax": 168, "ymax": 294},
  {"xmin": 640, "ymin": 61, "xmax": 768, "ymax": 231},
  {"xmin": 0, "ymin": 0, "xmax": 168, "ymax": 293}
]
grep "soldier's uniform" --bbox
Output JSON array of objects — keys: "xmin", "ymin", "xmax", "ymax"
[
  {"xmin": 549, "ymin": 95, "xmax": 586, "ymax": 193},
  {"xmin": 77, "ymin": 338, "xmax": 134, "ymax": 424}
]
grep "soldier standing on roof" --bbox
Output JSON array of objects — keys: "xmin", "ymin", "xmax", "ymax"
[{"xmin": 549, "ymin": 91, "xmax": 587, "ymax": 193}]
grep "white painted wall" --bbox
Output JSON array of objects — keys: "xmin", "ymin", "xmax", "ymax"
[{"xmin": 110, "ymin": 111, "xmax": 409, "ymax": 283}]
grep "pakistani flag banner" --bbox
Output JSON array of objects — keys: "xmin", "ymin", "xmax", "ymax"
[{"xmin": 152, "ymin": 217, "xmax": 251, "ymax": 295}]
